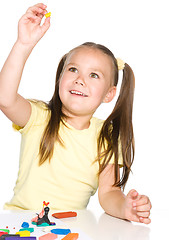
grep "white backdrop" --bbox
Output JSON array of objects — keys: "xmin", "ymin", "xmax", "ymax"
[{"xmin": 0, "ymin": 0, "xmax": 169, "ymax": 214}]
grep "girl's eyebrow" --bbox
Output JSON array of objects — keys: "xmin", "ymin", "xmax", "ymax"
[{"xmin": 66, "ymin": 63, "xmax": 78, "ymax": 66}]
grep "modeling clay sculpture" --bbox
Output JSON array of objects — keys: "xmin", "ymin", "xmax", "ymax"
[{"xmin": 32, "ymin": 201, "xmax": 55, "ymax": 226}]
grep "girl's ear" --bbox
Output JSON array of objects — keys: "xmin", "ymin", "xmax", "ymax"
[{"xmin": 103, "ymin": 86, "xmax": 117, "ymax": 103}]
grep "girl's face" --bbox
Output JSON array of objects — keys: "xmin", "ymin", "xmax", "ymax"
[{"xmin": 59, "ymin": 47, "xmax": 116, "ymax": 118}]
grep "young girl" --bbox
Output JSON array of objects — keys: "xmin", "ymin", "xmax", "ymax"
[{"xmin": 0, "ymin": 3, "xmax": 151, "ymax": 224}]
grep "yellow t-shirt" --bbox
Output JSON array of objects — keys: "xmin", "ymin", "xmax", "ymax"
[{"xmin": 4, "ymin": 101, "xmax": 123, "ymax": 210}]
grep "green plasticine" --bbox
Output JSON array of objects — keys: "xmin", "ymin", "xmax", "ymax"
[
  {"xmin": 19, "ymin": 228, "xmax": 34, "ymax": 233},
  {"xmin": 0, "ymin": 229, "xmax": 10, "ymax": 233},
  {"xmin": 32, "ymin": 222, "xmax": 50, "ymax": 227}
]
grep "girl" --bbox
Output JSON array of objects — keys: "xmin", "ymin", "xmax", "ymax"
[{"xmin": 0, "ymin": 3, "xmax": 151, "ymax": 224}]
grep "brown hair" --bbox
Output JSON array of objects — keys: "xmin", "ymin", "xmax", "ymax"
[{"xmin": 38, "ymin": 42, "xmax": 135, "ymax": 188}]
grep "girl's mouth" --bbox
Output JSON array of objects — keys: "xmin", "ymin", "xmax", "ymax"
[{"xmin": 70, "ymin": 90, "xmax": 88, "ymax": 97}]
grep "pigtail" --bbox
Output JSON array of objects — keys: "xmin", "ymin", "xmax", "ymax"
[
  {"xmin": 38, "ymin": 54, "xmax": 67, "ymax": 165},
  {"xmin": 97, "ymin": 63, "xmax": 135, "ymax": 189}
]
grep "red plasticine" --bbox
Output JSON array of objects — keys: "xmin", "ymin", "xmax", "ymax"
[
  {"xmin": 0, "ymin": 232, "xmax": 8, "ymax": 237},
  {"xmin": 61, "ymin": 233, "xmax": 79, "ymax": 240},
  {"xmin": 39, "ymin": 233, "xmax": 58, "ymax": 240},
  {"xmin": 52, "ymin": 211, "xmax": 77, "ymax": 219}
]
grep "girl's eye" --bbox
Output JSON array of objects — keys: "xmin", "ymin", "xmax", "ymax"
[
  {"xmin": 90, "ymin": 73, "xmax": 99, "ymax": 79},
  {"xmin": 68, "ymin": 67, "xmax": 78, "ymax": 73}
]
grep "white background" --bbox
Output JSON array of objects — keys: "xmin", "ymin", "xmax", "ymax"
[{"xmin": 0, "ymin": 0, "xmax": 169, "ymax": 215}]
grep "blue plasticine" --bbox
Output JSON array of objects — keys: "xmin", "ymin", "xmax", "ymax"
[
  {"xmin": 16, "ymin": 238, "xmax": 36, "ymax": 240},
  {"xmin": 4, "ymin": 238, "xmax": 36, "ymax": 240},
  {"xmin": 21, "ymin": 222, "xmax": 29, "ymax": 228},
  {"xmin": 4, "ymin": 238, "xmax": 20, "ymax": 240},
  {"xmin": 50, "ymin": 222, "xmax": 56, "ymax": 226},
  {"xmin": 51, "ymin": 228, "xmax": 71, "ymax": 235},
  {"xmin": 0, "ymin": 234, "xmax": 20, "ymax": 240}
]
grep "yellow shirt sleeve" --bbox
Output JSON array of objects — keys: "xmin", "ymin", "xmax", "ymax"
[{"xmin": 12, "ymin": 100, "xmax": 49, "ymax": 134}]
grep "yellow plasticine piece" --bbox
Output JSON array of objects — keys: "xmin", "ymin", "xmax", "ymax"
[
  {"xmin": 45, "ymin": 12, "xmax": 51, "ymax": 18},
  {"xmin": 16, "ymin": 230, "xmax": 30, "ymax": 237}
]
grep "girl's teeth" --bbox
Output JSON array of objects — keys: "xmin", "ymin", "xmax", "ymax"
[{"xmin": 70, "ymin": 90, "xmax": 86, "ymax": 96}]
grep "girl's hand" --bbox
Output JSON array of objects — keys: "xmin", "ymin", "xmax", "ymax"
[
  {"xmin": 123, "ymin": 189, "xmax": 152, "ymax": 224},
  {"xmin": 17, "ymin": 3, "xmax": 50, "ymax": 47}
]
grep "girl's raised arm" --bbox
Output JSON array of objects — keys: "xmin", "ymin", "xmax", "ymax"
[{"xmin": 0, "ymin": 3, "xmax": 50, "ymax": 127}]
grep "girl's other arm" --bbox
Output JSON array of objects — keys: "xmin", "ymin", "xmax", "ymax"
[
  {"xmin": 0, "ymin": 3, "xmax": 50, "ymax": 127},
  {"xmin": 98, "ymin": 164, "xmax": 152, "ymax": 224}
]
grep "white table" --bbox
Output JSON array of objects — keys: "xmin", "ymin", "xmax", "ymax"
[{"xmin": 0, "ymin": 208, "xmax": 168, "ymax": 239}]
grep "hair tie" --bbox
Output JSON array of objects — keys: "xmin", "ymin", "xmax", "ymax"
[{"xmin": 116, "ymin": 58, "xmax": 125, "ymax": 70}]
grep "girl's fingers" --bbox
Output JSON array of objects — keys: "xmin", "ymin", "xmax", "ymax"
[
  {"xmin": 28, "ymin": 2, "xmax": 46, "ymax": 8},
  {"xmin": 27, "ymin": 3, "xmax": 47, "ymax": 11},
  {"xmin": 134, "ymin": 203, "xmax": 151, "ymax": 212},
  {"xmin": 127, "ymin": 189, "xmax": 139, "ymax": 200},
  {"xmin": 36, "ymin": 12, "xmax": 47, "ymax": 19},
  {"xmin": 24, "ymin": 4, "xmax": 49, "ymax": 26},
  {"xmin": 41, "ymin": 17, "xmax": 51, "ymax": 33},
  {"xmin": 26, "ymin": 4, "xmax": 47, "ymax": 16},
  {"xmin": 136, "ymin": 211, "xmax": 150, "ymax": 218},
  {"xmin": 27, "ymin": 6, "xmax": 43, "ymax": 14},
  {"xmin": 133, "ymin": 195, "xmax": 151, "ymax": 208},
  {"xmin": 24, "ymin": 11, "xmax": 50, "ymax": 34},
  {"xmin": 139, "ymin": 217, "xmax": 151, "ymax": 224},
  {"xmin": 21, "ymin": 12, "xmax": 40, "ymax": 22}
]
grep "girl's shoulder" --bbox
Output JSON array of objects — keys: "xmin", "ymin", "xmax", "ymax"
[
  {"xmin": 28, "ymin": 99, "xmax": 51, "ymax": 123},
  {"xmin": 12, "ymin": 99, "xmax": 50, "ymax": 133},
  {"xmin": 29, "ymin": 99, "xmax": 49, "ymax": 110},
  {"xmin": 92, "ymin": 116, "xmax": 104, "ymax": 123},
  {"xmin": 91, "ymin": 117, "xmax": 104, "ymax": 129}
]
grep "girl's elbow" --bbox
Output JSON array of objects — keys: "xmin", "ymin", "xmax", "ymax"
[{"xmin": 0, "ymin": 94, "xmax": 17, "ymax": 109}]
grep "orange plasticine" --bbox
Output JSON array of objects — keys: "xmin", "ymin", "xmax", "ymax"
[
  {"xmin": 61, "ymin": 233, "xmax": 79, "ymax": 240},
  {"xmin": 52, "ymin": 211, "xmax": 77, "ymax": 219}
]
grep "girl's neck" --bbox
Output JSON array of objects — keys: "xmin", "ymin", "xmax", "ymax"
[{"xmin": 64, "ymin": 115, "xmax": 92, "ymax": 130}]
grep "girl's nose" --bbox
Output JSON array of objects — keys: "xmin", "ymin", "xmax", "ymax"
[{"xmin": 74, "ymin": 76, "xmax": 86, "ymax": 86}]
